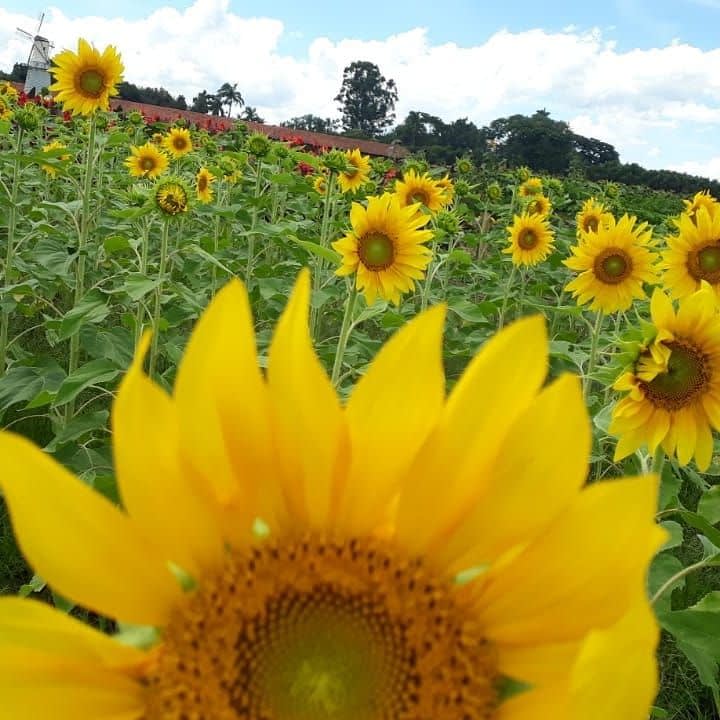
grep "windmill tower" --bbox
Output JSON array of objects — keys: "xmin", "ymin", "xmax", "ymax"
[{"xmin": 17, "ymin": 13, "xmax": 54, "ymax": 95}]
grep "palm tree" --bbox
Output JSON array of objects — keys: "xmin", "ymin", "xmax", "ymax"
[
  {"xmin": 242, "ymin": 106, "xmax": 264, "ymax": 123},
  {"xmin": 215, "ymin": 82, "xmax": 244, "ymax": 118},
  {"xmin": 208, "ymin": 94, "xmax": 225, "ymax": 117}
]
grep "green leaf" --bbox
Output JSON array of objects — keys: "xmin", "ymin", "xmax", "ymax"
[
  {"xmin": 121, "ymin": 274, "xmax": 159, "ymax": 301},
  {"xmin": 648, "ymin": 553, "xmax": 684, "ymax": 617},
  {"xmin": 188, "ymin": 245, "xmax": 235, "ymax": 276},
  {"xmin": 58, "ymin": 293, "xmax": 111, "ymax": 340},
  {"xmin": 53, "ymin": 360, "xmax": 120, "ymax": 407},
  {"xmin": 447, "ymin": 249, "xmax": 473, "ymax": 265},
  {"xmin": 103, "ymin": 235, "xmax": 132, "ymax": 253},
  {"xmin": 286, "ymin": 235, "xmax": 341, "ymax": 265},
  {"xmin": 698, "ymin": 485, "xmax": 720, "ymax": 525},
  {"xmin": 659, "ymin": 521, "xmax": 684, "ymax": 552},
  {"xmin": 45, "ymin": 410, "xmax": 110, "ymax": 451}
]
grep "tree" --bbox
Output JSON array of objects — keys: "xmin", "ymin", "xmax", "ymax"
[
  {"xmin": 215, "ymin": 82, "xmax": 244, "ymax": 117},
  {"xmin": 191, "ymin": 90, "xmax": 212, "ymax": 114},
  {"xmin": 334, "ymin": 61, "xmax": 398, "ymax": 137},
  {"xmin": 209, "ymin": 94, "xmax": 225, "ymax": 117},
  {"xmin": 241, "ymin": 106, "xmax": 264, "ymax": 123},
  {"xmin": 281, "ymin": 114, "xmax": 340, "ymax": 134}
]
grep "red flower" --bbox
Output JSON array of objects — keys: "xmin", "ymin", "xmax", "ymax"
[{"xmin": 296, "ymin": 161, "xmax": 314, "ymax": 176}]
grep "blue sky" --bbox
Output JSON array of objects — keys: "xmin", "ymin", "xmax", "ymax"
[{"xmin": 3, "ymin": 0, "xmax": 720, "ymax": 178}]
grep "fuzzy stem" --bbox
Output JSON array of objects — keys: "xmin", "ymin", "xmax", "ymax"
[
  {"xmin": 133, "ymin": 218, "xmax": 152, "ymax": 349},
  {"xmin": 497, "ymin": 264, "xmax": 518, "ymax": 329},
  {"xmin": 311, "ymin": 172, "xmax": 337, "ymax": 339},
  {"xmin": 331, "ymin": 283, "xmax": 358, "ymax": 387},
  {"xmin": 148, "ymin": 220, "xmax": 171, "ymax": 379},
  {"xmin": 246, "ymin": 160, "xmax": 263, "ymax": 284},
  {"xmin": 583, "ymin": 310, "xmax": 604, "ymax": 402}
]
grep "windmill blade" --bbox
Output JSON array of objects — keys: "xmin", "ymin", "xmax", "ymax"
[
  {"xmin": 16, "ymin": 27, "xmax": 34, "ymax": 39},
  {"xmin": 36, "ymin": 12, "xmax": 45, "ymax": 36}
]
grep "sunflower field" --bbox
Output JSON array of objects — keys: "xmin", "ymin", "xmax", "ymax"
[{"xmin": 0, "ymin": 40, "xmax": 720, "ymax": 720}]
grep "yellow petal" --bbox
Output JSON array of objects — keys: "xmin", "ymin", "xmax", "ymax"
[
  {"xmin": 173, "ymin": 279, "xmax": 273, "ymax": 545},
  {"xmin": 674, "ymin": 407, "xmax": 697, "ymax": 466},
  {"xmin": 650, "ymin": 288, "xmax": 674, "ymax": 327},
  {"xmin": 113, "ymin": 333, "xmax": 224, "ymax": 577},
  {"xmin": 497, "ymin": 681, "xmax": 569, "ymax": 720},
  {"xmin": 0, "ymin": 432, "xmax": 181, "ymax": 626},
  {"xmin": 435, "ymin": 374, "xmax": 590, "ymax": 571},
  {"xmin": 498, "ymin": 639, "xmax": 579, "ymax": 687},
  {"xmin": 337, "ymin": 305, "xmax": 446, "ymax": 534},
  {"xmin": 0, "ymin": 597, "xmax": 146, "ymax": 670},
  {"xmin": 267, "ymin": 270, "xmax": 348, "ymax": 529},
  {"xmin": 570, "ymin": 600, "xmax": 659, "ymax": 720},
  {"xmin": 0, "ymin": 649, "xmax": 144, "ymax": 720},
  {"xmin": 694, "ymin": 409, "xmax": 714, "ymax": 471},
  {"xmin": 476, "ymin": 475, "xmax": 664, "ymax": 645},
  {"xmin": 395, "ymin": 315, "xmax": 547, "ymax": 556}
]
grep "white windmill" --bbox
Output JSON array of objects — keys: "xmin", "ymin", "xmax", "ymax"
[{"xmin": 17, "ymin": 13, "xmax": 54, "ymax": 96}]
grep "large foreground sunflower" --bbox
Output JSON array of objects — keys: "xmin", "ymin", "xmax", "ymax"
[
  {"xmin": 124, "ymin": 142, "xmax": 168, "ymax": 179},
  {"xmin": 661, "ymin": 207, "xmax": 720, "ymax": 299},
  {"xmin": 0, "ymin": 271, "xmax": 663, "ymax": 719},
  {"xmin": 332, "ymin": 193, "xmax": 433, "ymax": 304},
  {"xmin": 564, "ymin": 214, "xmax": 658, "ymax": 313},
  {"xmin": 394, "ymin": 169, "xmax": 446, "ymax": 214},
  {"xmin": 49, "ymin": 38, "xmax": 124, "ymax": 116},
  {"xmin": 504, "ymin": 212, "xmax": 555, "ymax": 266},
  {"xmin": 337, "ymin": 148, "xmax": 371, "ymax": 193},
  {"xmin": 576, "ymin": 198, "xmax": 613, "ymax": 236},
  {"xmin": 611, "ymin": 284, "xmax": 720, "ymax": 470}
]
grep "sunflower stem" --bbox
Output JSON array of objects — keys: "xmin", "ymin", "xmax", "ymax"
[
  {"xmin": 65, "ymin": 114, "xmax": 98, "ymax": 421},
  {"xmin": 331, "ymin": 282, "xmax": 358, "ymax": 387},
  {"xmin": 583, "ymin": 310, "xmax": 604, "ymax": 402},
  {"xmin": 0, "ymin": 126, "xmax": 25, "ymax": 377},
  {"xmin": 148, "ymin": 219, "xmax": 171, "ymax": 380},
  {"xmin": 133, "ymin": 217, "xmax": 152, "ymax": 349},
  {"xmin": 246, "ymin": 160, "xmax": 263, "ymax": 286},
  {"xmin": 651, "ymin": 558, "xmax": 711, "ymax": 607},
  {"xmin": 651, "ymin": 446, "xmax": 666, "ymax": 477},
  {"xmin": 497, "ymin": 264, "xmax": 517, "ymax": 329},
  {"xmin": 311, "ymin": 171, "xmax": 337, "ymax": 339}
]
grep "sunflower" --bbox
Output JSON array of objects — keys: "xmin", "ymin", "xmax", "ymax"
[
  {"xmin": 40, "ymin": 140, "xmax": 70, "ymax": 177},
  {"xmin": 154, "ymin": 177, "xmax": 190, "ymax": 217},
  {"xmin": 0, "ymin": 271, "xmax": 663, "ymax": 720},
  {"xmin": 435, "ymin": 174, "xmax": 455, "ymax": 206},
  {"xmin": 0, "ymin": 96, "xmax": 13, "ymax": 121},
  {"xmin": 337, "ymin": 148, "xmax": 371, "ymax": 193},
  {"xmin": 518, "ymin": 177, "xmax": 542, "ymax": 197},
  {"xmin": 163, "ymin": 127, "xmax": 193, "ymax": 158},
  {"xmin": 196, "ymin": 167, "xmax": 215, "ymax": 203},
  {"xmin": 0, "ymin": 81, "xmax": 18, "ymax": 100},
  {"xmin": 525, "ymin": 193, "xmax": 552, "ymax": 217},
  {"xmin": 124, "ymin": 142, "xmax": 168, "ymax": 180},
  {"xmin": 577, "ymin": 197, "xmax": 613, "ymax": 236},
  {"xmin": 504, "ymin": 212, "xmax": 555, "ymax": 266},
  {"xmin": 394, "ymin": 169, "xmax": 446, "ymax": 214},
  {"xmin": 683, "ymin": 190, "xmax": 719, "ymax": 222},
  {"xmin": 661, "ymin": 207, "xmax": 720, "ymax": 299},
  {"xmin": 564, "ymin": 214, "xmax": 658, "ymax": 313},
  {"xmin": 611, "ymin": 284, "xmax": 720, "ymax": 469},
  {"xmin": 49, "ymin": 38, "xmax": 124, "ymax": 116},
  {"xmin": 332, "ymin": 193, "xmax": 433, "ymax": 305},
  {"xmin": 313, "ymin": 175, "xmax": 327, "ymax": 195}
]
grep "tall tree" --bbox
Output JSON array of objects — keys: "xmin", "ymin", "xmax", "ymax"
[
  {"xmin": 281, "ymin": 114, "xmax": 340, "ymax": 134},
  {"xmin": 215, "ymin": 82, "xmax": 244, "ymax": 117},
  {"xmin": 209, "ymin": 94, "xmax": 225, "ymax": 117},
  {"xmin": 334, "ymin": 61, "xmax": 398, "ymax": 138},
  {"xmin": 191, "ymin": 90, "xmax": 212, "ymax": 114},
  {"xmin": 241, "ymin": 106, "xmax": 264, "ymax": 123}
]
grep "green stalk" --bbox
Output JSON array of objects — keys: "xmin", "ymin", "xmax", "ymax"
[
  {"xmin": 311, "ymin": 172, "xmax": 337, "ymax": 339},
  {"xmin": 497, "ymin": 264, "xmax": 518, "ymax": 329},
  {"xmin": 210, "ymin": 188, "xmax": 227, "ymax": 298},
  {"xmin": 0, "ymin": 127, "xmax": 25, "ymax": 376},
  {"xmin": 651, "ymin": 558, "xmax": 711, "ymax": 607},
  {"xmin": 246, "ymin": 160, "xmax": 263, "ymax": 284},
  {"xmin": 583, "ymin": 310, "xmax": 604, "ymax": 402},
  {"xmin": 331, "ymin": 283, "xmax": 358, "ymax": 387},
  {"xmin": 133, "ymin": 218, "xmax": 152, "ymax": 349},
  {"xmin": 651, "ymin": 446, "xmax": 666, "ymax": 477},
  {"xmin": 148, "ymin": 220, "xmax": 171, "ymax": 379},
  {"xmin": 66, "ymin": 115, "xmax": 98, "ymax": 420}
]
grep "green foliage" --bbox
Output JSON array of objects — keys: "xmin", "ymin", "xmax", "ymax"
[
  {"xmin": 281, "ymin": 114, "xmax": 340, "ymax": 134},
  {"xmin": 117, "ymin": 81, "xmax": 187, "ymax": 110},
  {"xmin": 334, "ymin": 60, "xmax": 398, "ymax": 137}
]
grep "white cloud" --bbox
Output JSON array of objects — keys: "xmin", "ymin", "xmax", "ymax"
[
  {"xmin": 2, "ymin": 0, "xmax": 720, "ymax": 178},
  {"xmin": 671, "ymin": 157, "xmax": 720, "ymax": 180}
]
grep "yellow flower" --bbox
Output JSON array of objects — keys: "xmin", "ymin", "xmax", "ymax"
[
  {"xmin": 525, "ymin": 193, "xmax": 552, "ymax": 217},
  {"xmin": 154, "ymin": 178, "xmax": 190, "ymax": 217},
  {"xmin": 0, "ymin": 271, "xmax": 664, "ymax": 720},
  {"xmin": 394, "ymin": 169, "xmax": 446, "ymax": 214},
  {"xmin": 611, "ymin": 284, "xmax": 720, "ymax": 470},
  {"xmin": 683, "ymin": 190, "xmax": 719, "ymax": 223},
  {"xmin": 124, "ymin": 142, "xmax": 168, "ymax": 180},
  {"xmin": 49, "ymin": 38, "xmax": 124, "ymax": 116},
  {"xmin": 337, "ymin": 148, "xmax": 370, "ymax": 193},
  {"xmin": 518, "ymin": 177, "xmax": 542, "ymax": 197},
  {"xmin": 661, "ymin": 207, "xmax": 720, "ymax": 300},
  {"xmin": 564, "ymin": 214, "xmax": 658, "ymax": 313},
  {"xmin": 162, "ymin": 127, "xmax": 193, "ymax": 158},
  {"xmin": 436, "ymin": 174, "xmax": 455, "ymax": 205},
  {"xmin": 40, "ymin": 140, "xmax": 70, "ymax": 177},
  {"xmin": 196, "ymin": 167, "xmax": 215, "ymax": 203},
  {"xmin": 505, "ymin": 212, "xmax": 555, "ymax": 266},
  {"xmin": 0, "ymin": 96, "xmax": 14, "ymax": 121},
  {"xmin": 333, "ymin": 193, "xmax": 433, "ymax": 305},
  {"xmin": 577, "ymin": 198, "xmax": 613, "ymax": 236},
  {"xmin": 0, "ymin": 81, "xmax": 18, "ymax": 101},
  {"xmin": 313, "ymin": 175, "xmax": 327, "ymax": 195}
]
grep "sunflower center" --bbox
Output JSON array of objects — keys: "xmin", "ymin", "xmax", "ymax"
[
  {"xmin": 141, "ymin": 157, "xmax": 155, "ymax": 171},
  {"xmin": 688, "ymin": 243, "xmax": 720, "ymax": 283},
  {"xmin": 583, "ymin": 216, "xmax": 599, "ymax": 233},
  {"xmin": 518, "ymin": 229, "xmax": 538, "ymax": 250},
  {"xmin": 156, "ymin": 184, "xmax": 188, "ymax": 215},
  {"xmin": 641, "ymin": 340, "xmax": 710, "ymax": 411},
  {"xmin": 143, "ymin": 536, "xmax": 499, "ymax": 720},
  {"xmin": 358, "ymin": 232, "xmax": 395, "ymax": 271},
  {"xmin": 173, "ymin": 136, "xmax": 188, "ymax": 150},
  {"xmin": 198, "ymin": 175, "xmax": 208, "ymax": 192},
  {"xmin": 593, "ymin": 248, "xmax": 632, "ymax": 284},
  {"xmin": 77, "ymin": 69, "xmax": 105, "ymax": 97}
]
